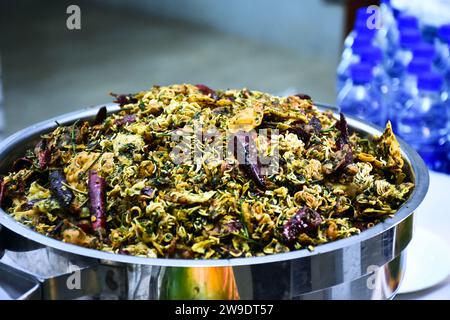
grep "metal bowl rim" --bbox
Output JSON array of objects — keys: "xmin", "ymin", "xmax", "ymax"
[{"xmin": 0, "ymin": 103, "xmax": 429, "ymax": 267}]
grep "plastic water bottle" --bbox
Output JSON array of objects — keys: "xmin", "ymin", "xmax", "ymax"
[
  {"xmin": 337, "ymin": 63, "xmax": 386, "ymax": 127},
  {"xmin": 380, "ymin": 0, "xmax": 395, "ymax": 30},
  {"xmin": 359, "ymin": 46, "xmax": 391, "ymax": 97},
  {"xmin": 441, "ymin": 39, "xmax": 450, "ymax": 89},
  {"xmin": 389, "ymin": 58, "xmax": 432, "ymax": 132},
  {"xmin": 355, "ymin": 6, "xmax": 371, "ymax": 21},
  {"xmin": 436, "ymin": 24, "xmax": 450, "ymax": 65},
  {"xmin": 387, "ymin": 28, "xmax": 422, "ymax": 81},
  {"xmin": 435, "ymin": 24, "xmax": 450, "ymax": 85},
  {"xmin": 344, "ymin": 11, "xmax": 378, "ymax": 49},
  {"xmin": 390, "ymin": 0, "xmax": 404, "ymax": 19},
  {"xmin": 377, "ymin": 0, "xmax": 395, "ymax": 52},
  {"xmin": 337, "ymin": 36, "xmax": 373, "ymax": 92},
  {"xmin": 412, "ymin": 42, "xmax": 437, "ymax": 64},
  {"xmin": 386, "ymin": 15, "xmax": 420, "ymax": 57},
  {"xmin": 397, "ymin": 14, "xmax": 420, "ymax": 30},
  {"xmin": 397, "ymin": 71, "xmax": 449, "ymax": 172}
]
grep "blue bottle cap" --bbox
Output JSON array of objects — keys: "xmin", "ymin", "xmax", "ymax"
[
  {"xmin": 397, "ymin": 15, "xmax": 419, "ymax": 31},
  {"xmin": 412, "ymin": 42, "xmax": 436, "ymax": 60},
  {"xmin": 417, "ymin": 72, "xmax": 443, "ymax": 91},
  {"xmin": 351, "ymin": 36, "xmax": 373, "ymax": 55},
  {"xmin": 356, "ymin": 7, "xmax": 371, "ymax": 22},
  {"xmin": 438, "ymin": 24, "xmax": 450, "ymax": 41},
  {"xmin": 399, "ymin": 29, "xmax": 422, "ymax": 49},
  {"xmin": 407, "ymin": 58, "xmax": 432, "ymax": 75},
  {"xmin": 359, "ymin": 46, "xmax": 383, "ymax": 65},
  {"xmin": 350, "ymin": 63, "xmax": 374, "ymax": 84},
  {"xmin": 392, "ymin": 8, "xmax": 401, "ymax": 19},
  {"xmin": 441, "ymin": 35, "xmax": 450, "ymax": 45},
  {"xmin": 354, "ymin": 19, "xmax": 377, "ymax": 38}
]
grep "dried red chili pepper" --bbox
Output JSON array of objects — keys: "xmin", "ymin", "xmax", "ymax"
[
  {"xmin": 88, "ymin": 170, "xmax": 107, "ymax": 237},
  {"xmin": 118, "ymin": 249, "xmax": 130, "ymax": 255},
  {"xmin": 334, "ymin": 113, "xmax": 353, "ymax": 170},
  {"xmin": 223, "ymin": 220, "xmax": 243, "ymax": 234},
  {"xmin": 12, "ymin": 157, "xmax": 33, "ymax": 172},
  {"xmin": 110, "ymin": 93, "xmax": 138, "ymax": 107},
  {"xmin": 34, "ymin": 139, "xmax": 51, "ymax": 170},
  {"xmin": 76, "ymin": 220, "xmax": 92, "ymax": 233},
  {"xmin": 49, "ymin": 170, "xmax": 74, "ymax": 209},
  {"xmin": 93, "ymin": 106, "xmax": 107, "ymax": 125},
  {"xmin": 289, "ymin": 116, "xmax": 322, "ymax": 143},
  {"xmin": 295, "ymin": 93, "xmax": 312, "ymax": 100},
  {"xmin": 336, "ymin": 113, "xmax": 350, "ymax": 149},
  {"xmin": 195, "ymin": 84, "xmax": 219, "ymax": 100},
  {"xmin": 16, "ymin": 178, "xmax": 26, "ymax": 194},
  {"xmin": 281, "ymin": 206, "xmax": 323, "ymax": 244},
  {"xmin": 233, "ymin": 132, "xmax": 266, "ymax": 189},
  {"xmin": 115, "ymin": 114, "xmax": 136, "ymax": 126},
  {"xmin": 0, "ymin": 177, "xmax": 7, "ymax": 208}
]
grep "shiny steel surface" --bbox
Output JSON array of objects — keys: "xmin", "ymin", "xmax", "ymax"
[{"xmin": 0, "ymin": 103, "xmax": 429, "ymax": 300}]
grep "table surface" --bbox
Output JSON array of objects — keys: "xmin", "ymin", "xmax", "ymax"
[{"xmin": 395, "ymin": 171, "xmax": 450, "ymax": 300}]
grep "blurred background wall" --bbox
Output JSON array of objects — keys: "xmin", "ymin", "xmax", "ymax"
[
  {"xmin": 0, "ymin": 0, "xmax": 344, "ymax": 135},
  {"xmin": 95, "ymin": 0, "xmax": 343, "ymax": 60}
]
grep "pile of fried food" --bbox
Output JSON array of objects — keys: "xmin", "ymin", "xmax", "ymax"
[{"xmin": 0, "ymin": 84, "xmax": 414, "ymax": 259}]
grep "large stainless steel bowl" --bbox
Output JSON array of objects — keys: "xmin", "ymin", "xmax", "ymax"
[{"xmin": 0, "ymin": 103, "xmax": 429, "ymax": 300}]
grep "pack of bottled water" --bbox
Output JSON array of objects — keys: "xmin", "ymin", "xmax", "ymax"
[{"xmin": 336, "ymin": 0, "xmax": 450, "ymax": 174}]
